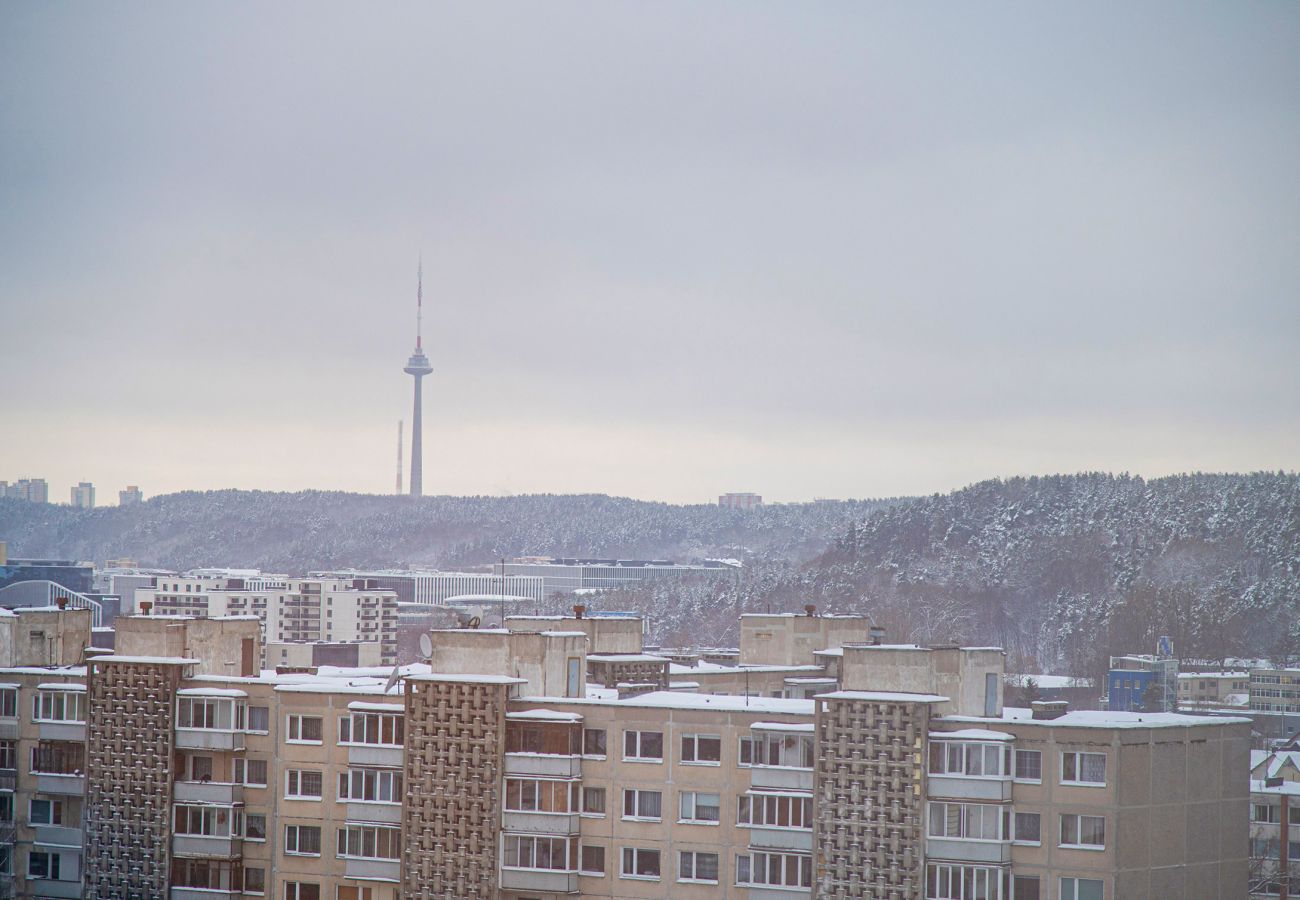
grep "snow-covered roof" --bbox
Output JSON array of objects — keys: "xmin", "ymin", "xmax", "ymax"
[
  {"xmin": 91, "ymin": 655, "xmax": 198, "ymax": 665},
  {"xmin": 1006, "ymin": 674, "xmax": 1095, "ymax": 689},
  {"xmin": 752, "ymin": 721, "xmax": 815, "ymax": 733},
  {"xmin": 405, "ymin": 673, "xmax": 528, "ymax": 685},
  {"xmin": 818, "ymin": 690, "xmax": 948, "ymax": 703},
  {"xmin": 177, "ymin": 687, "xmax": 246, "ymax": 698},
  {"xmin": 507, "ymin": 709, "xmax": 583, "ymax": 723},
  {"xmin": 931, "ymin": 728, "xmax": 1014, "ymax": 741},
  {"xmin": 520, "ymin": 690, "xmax": 815, "ymax": 716},
  {"xmin": 348, "ymin": 701, "xmax": 404, "ymax": 713},
  {"xmin": 0, "ymin": 666, "xmax": 87, "ymax": 677},
  {"xmin": 37, "ymin": 682, "xmax": 87, "ymax": 692},
  {"xmin": 538, "ymin": 631, "xmax": 588, "ymax": 638},
  {"xmin": 1251, "ymin": 778, "xmax": 1300, "ymax": 797},
  {"xmin": 944, "ymin": 707, "xmax": 1252, "ymax": 730},
  {"xmin": 588, "ymin": 654, "xmax": 669, "ymax": 664}
]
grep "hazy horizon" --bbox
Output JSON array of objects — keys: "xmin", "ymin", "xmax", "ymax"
[{"xmin": 3, "ymin": 2, "xmax": 1298, "ymax": 505}]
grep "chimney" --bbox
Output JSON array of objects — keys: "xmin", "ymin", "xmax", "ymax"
[
  {"xmin": 573, "ymin": 604, "xmax": 586, "ymax": 620},
  {"xmin": 804, "ymin": 604, "xmax": 816, "ymax": 617},
  {"xmin": 869, "ymin": 625, "xmax": 886, "ymax": 645},
  {"xmin": 56, "ymin": 595, "xmax": 69, "ymax": 610},
  {"xmin": 1031, "ymin": 700, "xmax": 1069, "ymax": 720}
]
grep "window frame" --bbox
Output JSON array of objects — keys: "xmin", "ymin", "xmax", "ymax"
[
  {"xmin": 1059, "ymin": 751, "xmax": 1107, "ymax": 787},
  {"xmin": 680, "ymin": 733, "xmax": 722, "ymax": 766},
  {"xmin": 678, "ymin": 790, "xmax": 721, "ymax": 824},
  {"xmin": 1059, "ymin": 813, "xmax": 1106, "ymax": 850},
  {"xmin": 1013, "ymin": 749, "xmax": 1042, "ymax": 783},
  {"xmin": 285, "ymin": 769, "xmax": 324, "ymax": 801},
  {"xmin": 622, "ymin": 787, "xmax": 663, "ymax": 821},
  {"xmin": 622, "ymin": 730, "xmax": 664, "ymax": 763},
  {"xmin": 678, "ymin": 849, "xmax": 721, "ymax": 884},
  {"xmin": 284, "ymin": 823, "xmax": 323, "ymax": 857},
  {"xmin": 620, "ymin": 846, "xmax": 662, "ymax": 881},
  {"xmin": 286, "ymin": 714, "xmax": 324, "ymax": 744}
]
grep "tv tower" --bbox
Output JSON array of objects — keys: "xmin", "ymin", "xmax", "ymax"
[{"xmin": 403, "ymin": 260, "xmax": 433, "ymax": 497}]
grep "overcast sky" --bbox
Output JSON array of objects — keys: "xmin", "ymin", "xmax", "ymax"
[{"xmin": 2, "ymin": 2, "xmax": 1297, "ymax": 504}]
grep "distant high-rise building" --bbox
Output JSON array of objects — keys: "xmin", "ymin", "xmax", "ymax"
[
  {"xmin": 119, "ymin": 484, "xmax": 143, "ymax": 506},
  {"xmin": 403, "ymin": 260, "xmax": 434, "ymax": 497},
  {"xmin": 71, "ymin": 481, "xmax": 96, "ymax": 509},
  {"xmin": 2, "ymin": 477, "xmax": 49, "ymax": 503},
  {"xmin": 719, "ymin": 491, "xmax": 763, "ymax": 510}
]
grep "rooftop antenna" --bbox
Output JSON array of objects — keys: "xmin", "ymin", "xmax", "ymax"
[{"xmin": 395, "ymin": 420, "xmax": 404, "ymax": 495}]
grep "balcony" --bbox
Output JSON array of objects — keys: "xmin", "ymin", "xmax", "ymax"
[
  {"xmin": 0, "ymin": 768, "xmax": 16, "ymax": 791},
  {"xmin": 502, "ymin": 810, "xmax": 581, "ymax": 835},
  {"xmin": 176, "ymin": 729, "xmax": 246, "ymax": 752},
  {"xmin": 749, "ymin": 766, "xmax": 814, "ymax": 792},
  {"xmin": 499, "ymin": 868, "xmax": 579, "ymax": 893},
  {"xmin": 503, "ymin": 752, "xmax": 582, "ymax": 778},
  {"xmin": 747, "ymin": 886, "xmax": 812, "ymax": 899},
  {"xmin": 344, "ymin": 857, "xmax": 401, "ymax": 882},
  {"xmin": 37, "ymin": 721, "xmax": 86, "ymax": 742},
  {"xmin": 927, "ymin": 774, "xmax": 1012, "ymax": 802},
  {"xmin": 748, "ymin": 826, "xmax": 814, "ymax": 852},
  {"xmin": 34, "ymin": 824, "xmax": 84, "ymax": 848},
  {"xmin": 346, "ymin": 802, "xmax": 402, "ymax": 825},
  {"xmin": 24, "ymin": 878, "xmax": 82, "ymax": 899},
  {"xmin": 174, "ymin": 781, "xmax": 244, "ymax": 805},
  {"xmin": 173, "ymin": 834, "xmax": 242, "ymax": 859},
  {"xmin": 925, "ymin": 837, "xmax": 1011, "ymax": 864},
  {"xmin": 346, "ymin": 745, "xmax": 403, "ymax": 768},
  {"xmin": 0, "ymin": 718, "xmax": 17, "ymax": 740},
  {"xmin": 35, "ymin": 772, "xmax": 86, "ymax": 796},
  {"xmin": 171, "ymin": 889, "xmax": 242, "ymax": 900}
]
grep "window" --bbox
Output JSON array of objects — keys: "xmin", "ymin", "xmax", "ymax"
[
  {"xmin": 244, "ymin": 866, "xmax": 265, "ymax": 894},
  {"xmin": 580, "ymin": 844, "xmax": 606, "ymax": 875},
  {"xmin": 339, "ymin": 768, "xmax": 403, "ymax": 803},
  {"xmin": 171, "ymin": 859, "xmax": 245, "ymax": 891},
  {"xmin": 30, "ymin": 798, "xmax": 64, "ymax": 826},
  {"xmin": 188, "ymin": 755, "xmax": 214, "ymax": 782},
  {"xmin": 928, "ymin": 802, "xmax": 1006, "ymax": 841},
  {"xmin": 1254, "ymin": 803, "xmax": 1281, "ymax": 823},
  {"xmin": 679, "ymin": 790, "xmax": 721, "ymax": 823},
  {"xmin": 1012, "ymin": 874, "xmax": 1041, "ymax": 900},
  {"xmin": 747, "ymin": 732, "xmax": 815, "ymax": 768},
  {"xmin": 28, "ymin": 850, "xmax": 61, "ymax": 880},
  {"xmin": 506, "ymin": 778, "xmax": 576, "ymax": 813},
  {"xmin": 247, "ymin": 706, "xmax": 270, "ymax": 732},
  {"xmin": 681, "ymin": 734, "xmax": 722, "ymax": 764},
  {"xmin": 737, "ymin": 792, "xmax": 813, "ymax": 828},
  {"xmin": 245, "ymin": 813, "xmax": 267, "ymax": 841},
  {"xmin": 339, "ymin": 712, "xmax": 403, "ymax": 746},
  {"xmin": 0, "ymin": 844, "xmax": 10, "ymax": 875},
  {"xmin": 1014, "ymin": 811, "xmax": 1041, "ymax": 845},
  {"xmin": 1060, "ymin": 751, "xmax": 1106, "ymax": 786},
  {"xmin": 503, "ymin": 834, "xmax": 572, "ymax": 871},
  {"xmin": 287, "ymin": 715, "xmax": 323, "ymax": 743},
  {"xmin": 33, "ymin": 689, "xmax": 85, "ymax": 723},
  {"xmin": 283, "ymin": 884, "xmax": 321, "ymax": 900},
  {"xmin": 0, "ymin": 688, "xmax": 16, "ymax": 718},
  {"xmin": 0, "ymin": 793, "xmax": 12, "ymax": 822},
  {"xmin": 622, "ymin": 788, "xmax": 662, "ymax": 820},
  {"xmin": 1060, "ymin": 813, "xmax": 1106, "ymax": 849},
  {"xmin": 679, "ymin": 850, "xmax": 720, "ymax": 883},
  {"xmin": 583, "ymin": 728, "xmax": 607, "ymax": 757},
  {"xmin": 0, "ymin": 739, "xmax": 14, "ymax": 770},
  {"xmin": 621, "ymin": 847, "xmax": 661, "ymax": 880},
  {"xmin": 735, "ymin": 851, "xmax": 811, "ymax": 888},
  {"xmin": 738, "ymin": 735, "xmax": 756, "ymax": 766},
  {"xmin": 623, "ymin": 730, "xmax": 663, "ymax": 761},
  {"xmin": 929, "ymin": 741, "xmax": 1006, "ymax": 777},
  {"xmin": 30, "ymin": 740, "xmax": 84, "ymax": 775},
  {"xmin": 234, "ymin": 758, "xmax": 269, "ymax": 787},
  {"xmin": 582, "ymin": 786, "xmax": 606, "ymax": 815},
  {"xmin": 1059, "ymin": 877, "xmax": 1103, "ymax": 900},
  {"xmin": 1014, "ymin": 749, "xmax": 1042, "ymax": 782},
  {"xmin": 926, "ymin": 863, "xmax": 1003, "ymax": 899},
  {"xmin": 337, "ymin": 824, "xmax": 401, "ymax": 860},
  {"xmin": 286, "ymin": 769, "xmax": 323, "ymax": 800},
  {"xmin": 285, "ymin": 824, "xmax": 322, "ymax": 855}
]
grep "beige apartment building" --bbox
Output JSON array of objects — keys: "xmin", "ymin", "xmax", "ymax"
[{"xmin": 0, "ymin": 604, "xmax": 1251, "ymax": 900}]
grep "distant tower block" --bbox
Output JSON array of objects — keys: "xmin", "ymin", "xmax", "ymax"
[{"xmin": 403, "ymin": 260, "xmax": 434, "ymax": 497}]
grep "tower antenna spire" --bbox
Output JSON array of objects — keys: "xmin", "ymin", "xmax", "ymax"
[{"xmin": 416, "ymin": 255, "xmax": 423, "ymax": 350}]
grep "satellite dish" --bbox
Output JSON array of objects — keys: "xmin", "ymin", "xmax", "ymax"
[
  {"xmin": 468, "ymin": 615, "xmax": 482, "ymax": 629},
  {"xmin": 418, "ymin": 633, "xmax": 434, "ymax": 660}
]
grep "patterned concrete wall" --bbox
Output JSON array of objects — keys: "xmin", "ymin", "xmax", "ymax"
[
  {"xmin": 402, "ymin": 679, "xmax": 508, "ymax": 899},
  {"xmin": 84, "ymin": 660, "xmax": 183, "ymax": 899},
  {"xmin": 814, "ymin": 696, "xmax": 929, "ymax": 900}
]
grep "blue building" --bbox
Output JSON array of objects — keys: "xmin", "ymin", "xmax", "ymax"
[
  {"xmin": 1107, "ymin": 667, "xmax": 1160, "ymax": 711},
  {"xmin": 1106, "ymin": 647, "xmax": 1178, "ymax": 711}
]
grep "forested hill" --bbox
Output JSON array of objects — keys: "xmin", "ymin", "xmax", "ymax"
[
  {"xmin": 0, "ymin": 490, "xmax": 896, "ymax": 573},
  {"xmin": 626, "ymin": 472, "xmax": 1299, "ymax": 680}
]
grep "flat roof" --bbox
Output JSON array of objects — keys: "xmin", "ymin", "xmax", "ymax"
[
  {"xmin": 520, "ymin": 690, "xmax": 815, "ymax": 716},
  {"xmin": 819, "ymin": 690, "xmax": 948, "ymax": 703},
  {"xmin": 943, "ymin": 707, "xmax": 1253, "ymax": 730}
]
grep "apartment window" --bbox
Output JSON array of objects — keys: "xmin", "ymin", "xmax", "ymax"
[
  {"xmin": 579, "ymin": 844, "xmax": 606, "ymax": 875},
  {"xmin": 1011, "ymin": 874, "xmax": 1041, "ymax": 900},
  {"xmin": 234, "ymin": 758, "xmax": 268, "ymax": 787},
  {"xmin": 339, "ymin": 768, "xmax": 403, "ymax": 803},
  {"xmin": 502, "ymin": 834, "xmax": 572, "ymax": 871},
  {"xmin": 622, "ymin": 788, "xmax": 663, "ymax": 820},
  {"xmin": 738, "ymin": 735, "xmax": 756, "ymax": 766},
  {"xmin": 245, "ymin": 813, "xmax": 267, "ymax": 841},
  {"xmin": 581, "ymin": 786, "xmax": 606, "ymax": 815},
  {"xmin": 623, "ymin": 730, "xmax": 664, "ymax": 762},
  {"xmin": 0, "ymin": 845, "xmax": 10, "ymax": 875},
  {"xmin": 174, "ymin": 804, "xmax": 234, "ymax": 836},
  {"xmin": 737, "ymin": 792, "xmax": 812, "ymax": 828},
  {"xmin": 0, "ymin": 739, "xmax": 14, "ymax": 769},
  {"xmin": 620, "ymin": 847, "xmax": 661, "ymax": 880},
  {"xmin": 248, "ymin": 706, "xmax": 270, "ymax": 733},
  {"xmin": 928, "ymin": 802, "xmax": 1006, "ymax": 841},
  {"xmin": 1013, "ymin": 811, "xmax": 1041, "ymax": 845},
  {"xmin": 28, "ymin": 850, "xmax": 61, "ymax": 880},
  {"xmin": 1059, "ymin": 877, "xmax": 1103, "ymax": 900},
  {"xmin": 681, "ymin": 733, "xmax": 722, "ymax": 764},
  {"xmin": 287, "ymin": 715, "xmax": 323, "ymax": 743},
  {"xmin": 1014, "ymin": 749, "xmax": 1042, "ymax": 782},
  {"xmin": 286, "ymin": 769, "xmax": 324, "ymax": 800},
  {"xmin": 30, "ymin": 740, "xmax": 84, "ymax": 775},
  {"xmin": 1060, "ymin": 813, "xmax": 1106, "ymax": 849},
  {"xmin": 285, "ymin": 824, "xmax": 322, "ymax": 855},
  {"xmin": 337, "ymin": 824, "xmax": 401, "ymax": 860},
  {"xmin": 506, "ymin": 778, "xmax": 576, "ymax": 813},
  {"xmin": 0, "ymin": 793, "xmax": 12, "ymax": 822},
  {"xmin": 244, "ymin": 866, "xmax": 265, "ymax": 894},
  {"xmin": 30, "ymin": 798, "xmax": 64, "ymax": 826},
  {"xmin": 679, "ymin": 850, "xmax": 720, "ymax": 883},
  {"xmin": 679, "ymin": 790, "xmax": 721, "ymax": 823},
  {"xmin": 1253, "ymin": 803, "xmax": 1280, "ymax": 824},
  {"xmin": 926, "ymin": 863, "xmax": 1003, "ymax": 899},
  {"xmin": 583, "ymin": 728, "xmax": 607, "ymax": 757},
  {"xmin": 171, "ymin": 858, "xmax": 245, "ymax": 891},
  {"xmin": 1060, "ymin": 751, "xmax": 1106, "ymax": 786},
  {"xmin": 735, "ymin": 851, "xmax": 812, "ymax": 888},
  {"xmin": 929, "ymin": 741, "xmax": 1006, "ymax": 778},
  {"xmin": 177, "ymin": 697, "xmax": 237, "ymax": 730},
  {"xmin": 0, "ymin": 688, "xmax": 16, "ymax": 718},
  {"xmin": 283, "ymin": 883, "xmax": 321, "ymax": 900},
  {"xmin": 32, "ymin": 689, "xmax": 85, "ymax": 724},
  {"xmin": 339, "ymin": 712, "xmax": 403, "ymax": 746}
]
